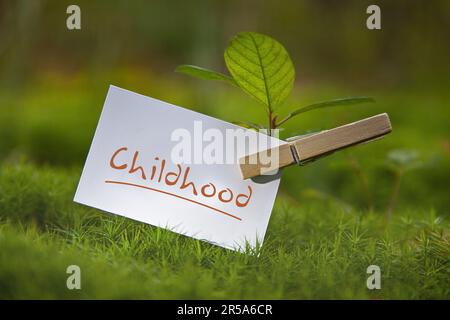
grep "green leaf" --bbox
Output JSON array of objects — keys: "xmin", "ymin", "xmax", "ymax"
[
  {"xmin": 224, "ymin": 32, "xmax": 295, "ymax": 111},
  {"xmin": 175, "ymin": 64, "xmax": 237, "ymax": 86},
  {"xmin": 231, "ymin": 121, "xmax": 263, "ymax": 130},
  {"xmin": 277, "ymin": 97, "xmax": 375, "ymax": 126},
  {"xmin": 386, "ymin": 149, "xmax": 423, "ymax": 172}
]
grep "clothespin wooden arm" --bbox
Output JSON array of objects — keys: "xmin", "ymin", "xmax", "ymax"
[{"xmin": 239, "ymin": 113, "xmax": 392, "ymax": 180}]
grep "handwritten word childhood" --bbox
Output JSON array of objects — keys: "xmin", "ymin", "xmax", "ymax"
[{"xmin": 108, "ymin": 146, "xmax": 253, "ymax": 213}]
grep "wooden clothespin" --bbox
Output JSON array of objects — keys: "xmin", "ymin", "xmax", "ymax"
[{"xmin": 239, "ymin": 113, "xmax": 392, "ymax": 180}]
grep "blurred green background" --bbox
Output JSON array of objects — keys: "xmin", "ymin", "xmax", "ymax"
[{"xmin": 0, "ymin": 0, "xmax": 448, "ymax": 299}]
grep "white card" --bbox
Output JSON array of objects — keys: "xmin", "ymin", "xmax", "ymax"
[{"xmin": 74, "ymin": 85, "xmax": 283, "ymax": 251}]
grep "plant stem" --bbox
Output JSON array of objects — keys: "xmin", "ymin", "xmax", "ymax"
[
  {"xmin": 268, "ymin": 110, "xmax": 273, "ymax": 136},
  {"xmin": 275, "ymin": 114, "xmax": 290, "ymax": 127},
  {"xmin": 347, "ymin": 154, "xmax": 373, "ymax": 210}
]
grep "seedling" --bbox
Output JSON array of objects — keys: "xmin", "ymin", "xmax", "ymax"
[
  {"xmin": 176, "ymin": 31, "xmax": 374, "ymax": 136},
  {"xmin": 385, "ymin": 149, "xmax": 423, "ymax": 220}
]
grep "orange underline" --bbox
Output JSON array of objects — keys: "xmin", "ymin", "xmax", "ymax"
[{"xmin": 104, "ymin": 180, "xmax": 242, "ymax": 221}]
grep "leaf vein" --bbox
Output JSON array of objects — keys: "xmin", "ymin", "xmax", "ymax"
[
  {"xmin": 225, "ymin": 50, "xmax": 264, "ymax": 81},
  {"xmin": 249, "ymin": 33, "xmax": 272, "ymax": 109}
]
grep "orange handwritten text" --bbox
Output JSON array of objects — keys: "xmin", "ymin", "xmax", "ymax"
[{"xmin": 107, "ymin": 146, "xmax": 253, "ymax": 220}]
